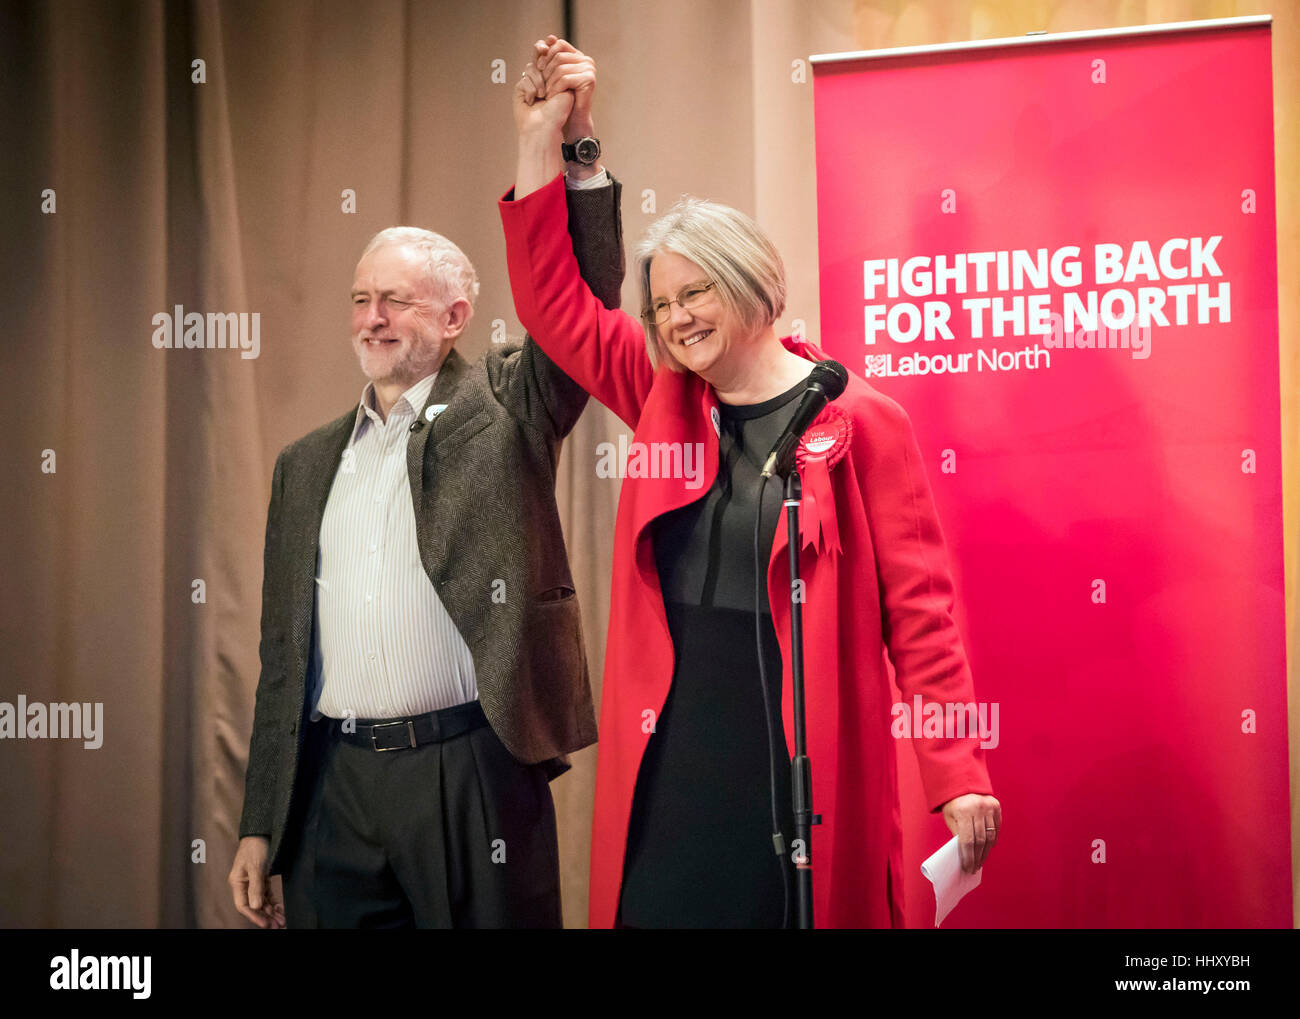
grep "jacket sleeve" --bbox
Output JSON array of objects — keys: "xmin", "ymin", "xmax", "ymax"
[
  {"xmin": 857, "ymin": 393, "xmax": 994, "ymax": 813},
  {"xmin": 491, "ymin": 177, "xmax": 628, "ymax": 439},
  {"xmin": 238, "ymin": 449, "xmax": 288, "ymax": 839},
  {"xmin": 500, "ymin": 172, "xmax": 654, "ymax": 431}
]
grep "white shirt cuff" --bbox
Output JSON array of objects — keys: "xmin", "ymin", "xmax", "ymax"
[{"xmin": 565, "ymin": 168, "xmax": 610, "ymax": 190}]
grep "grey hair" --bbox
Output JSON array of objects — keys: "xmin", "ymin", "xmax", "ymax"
[
  {"xmin": 635, "ymin": 197, "xmax": 787, "ymax": 371},
  {"xmin": 360, "ymin": 226, "xmax": 481, "ymax": 309}
]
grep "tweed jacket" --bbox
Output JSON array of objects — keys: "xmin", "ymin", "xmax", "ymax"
[{"xmin": 238, "ymin": 181, "xmax": 624, "ymax": 873}]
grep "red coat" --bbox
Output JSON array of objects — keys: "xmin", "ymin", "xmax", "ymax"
[{"xmin": 501, "ymin": 174, "xmax": 993, "ymax": 928}]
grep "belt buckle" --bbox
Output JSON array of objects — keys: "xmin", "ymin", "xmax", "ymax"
[{"xmin": 370, "ymin": 720, "xmax": 417, "ymax": 751}]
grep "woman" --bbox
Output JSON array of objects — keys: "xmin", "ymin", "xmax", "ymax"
[{"xmin": 501, "ymin": 38, "xmax": 1000, "ymax": 928}]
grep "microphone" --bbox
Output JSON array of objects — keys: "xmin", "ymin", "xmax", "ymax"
[{"xmin": 760, "ymin": 360, "xmax": 849, "ymax": 478}]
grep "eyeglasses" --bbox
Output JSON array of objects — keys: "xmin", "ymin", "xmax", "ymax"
[{"xmin": 642, "ymin": 281, "xmax": 716, "ymax": 326}]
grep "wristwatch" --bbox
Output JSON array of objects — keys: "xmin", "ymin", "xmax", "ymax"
[{"xmin": 561, "ymin": 137, "xmax": 601, "ymax": 165}]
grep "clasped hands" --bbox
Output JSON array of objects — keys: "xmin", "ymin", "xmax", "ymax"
[{"xmin": 513, "ymin": 35, "xmax": 596, "ymax": 142}]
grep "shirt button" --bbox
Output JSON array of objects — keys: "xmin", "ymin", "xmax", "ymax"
[
  {"xmin": 365, "ymin": 594, "xmax": 373, "ymax": 603},
  {"xmin": 369, "ymin": 543, "xmax": 377, "ymax": 553}
]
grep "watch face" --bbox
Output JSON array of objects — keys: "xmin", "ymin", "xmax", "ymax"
[{"xmin": 575, "ymin": 137, "xmax": 600, "ymax": 164}]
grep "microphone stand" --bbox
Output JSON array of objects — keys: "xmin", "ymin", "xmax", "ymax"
[{"xmin": 780, "ymin": 466, "xmax": 819, "ymax": 929}]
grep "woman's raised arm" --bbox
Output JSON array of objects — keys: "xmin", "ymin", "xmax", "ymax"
[{"xmin": 502, "ymin": 37, "xmax": 653, "ymax": 428}]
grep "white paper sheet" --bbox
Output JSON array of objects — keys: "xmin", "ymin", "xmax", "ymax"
[{"xmin": 920, "ymin": 835, "xmax": 982, "ymax": 926}]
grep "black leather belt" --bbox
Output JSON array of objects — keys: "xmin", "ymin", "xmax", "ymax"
[{"xmin": 328, "ymin": 700, "xmax": 489, "ymax": 752}]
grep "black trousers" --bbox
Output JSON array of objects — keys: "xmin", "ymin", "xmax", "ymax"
[{"xmin": 280, "ymin": 704, "xmax": 561, "ymax": 928}]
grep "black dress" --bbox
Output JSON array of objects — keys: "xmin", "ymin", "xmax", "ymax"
[{"xmin": 617, "ymin": 377, "xmax": 809, "ymax": 928}]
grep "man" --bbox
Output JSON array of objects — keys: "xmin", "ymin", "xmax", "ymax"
[{"xmin": 228, "ymin": 44, "xmax": 618, "ymax": 928}]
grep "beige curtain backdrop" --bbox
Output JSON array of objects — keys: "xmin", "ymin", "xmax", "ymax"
[{"xmin": 0, "ymin": 0, "xmax": 1294, "ymax": 928}]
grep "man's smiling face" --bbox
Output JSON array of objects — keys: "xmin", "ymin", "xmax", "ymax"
[{"xmin": 350, "ymin": 244, "xmax": 451, "ymax": 389}]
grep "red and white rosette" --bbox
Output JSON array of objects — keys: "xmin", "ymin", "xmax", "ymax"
[{"xmin": 794, "ymin": 405, "xmax": 851, "ymax": 556}]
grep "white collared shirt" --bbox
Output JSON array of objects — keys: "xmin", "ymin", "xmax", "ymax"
[{"xmin": 309, "ymin": 373, "xmax": 477, "ymax": 721}]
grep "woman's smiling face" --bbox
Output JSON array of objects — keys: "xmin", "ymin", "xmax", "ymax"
[{"xmin": 648, "ymin": 251, "xmax": 745, "ymax": 376}]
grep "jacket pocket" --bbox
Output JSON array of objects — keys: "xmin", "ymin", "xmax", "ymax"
[
  {"xmin": 520, "ymin": 593, "xmax": 587, "ymax": 710},
  {"xmin": 432, "ymin": 409, "xmax": 493, "ymax": 454}
]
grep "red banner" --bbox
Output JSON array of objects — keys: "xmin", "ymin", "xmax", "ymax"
[{"xmin": 813, "ymin": 20, "xmax": 1289, "ymax": 927}]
